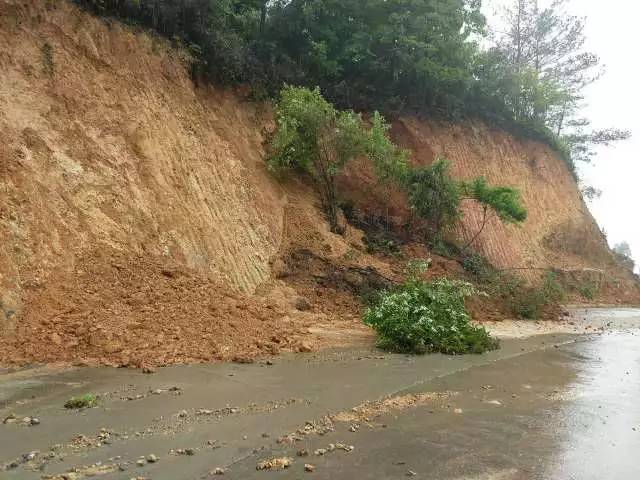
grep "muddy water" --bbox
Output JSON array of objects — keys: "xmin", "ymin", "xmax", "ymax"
[{"xmin": 1, "ymin": 309, "xmax": 639, "ymax": 479}]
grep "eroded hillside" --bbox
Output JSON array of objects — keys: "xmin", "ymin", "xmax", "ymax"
[
  {"xmin": 0, "ymin": 0, "xmax": 637, "ymax": 367},
  {"xmin": 341, "ymin": 119, "xmax": 620, "ymax": 276}
]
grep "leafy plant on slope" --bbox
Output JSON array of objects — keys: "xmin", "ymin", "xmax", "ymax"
[{"xmin": 268, "ymin": 86, "xmax": 407, "ymax": 233}]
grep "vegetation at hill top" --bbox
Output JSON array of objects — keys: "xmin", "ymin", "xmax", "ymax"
[{"xmin": 76, "ymin": 0, "xmax": 628, "ymax": 179}]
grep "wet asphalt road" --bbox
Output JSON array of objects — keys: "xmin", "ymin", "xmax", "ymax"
[{"xmin": 1, "ymin": 309, "xmax": 639, "ymax": 480}]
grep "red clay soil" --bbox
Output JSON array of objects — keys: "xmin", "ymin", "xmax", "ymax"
[{"xmin": 0, "ymin": 250, "xmax": 310, "ymax": 368}]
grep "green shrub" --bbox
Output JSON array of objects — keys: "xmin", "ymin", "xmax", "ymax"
[
  {"xmin": 506, "ymin": 285, "xmax": 546, "ymax": 319},
  {"xmin": 64, "ymin": 394, "xmax": 97, "ymax": 409},
  {"xmin": 363, "ymin": 276, "xmax": 499, "ymax": 355},
  {"xmin": 462, "ymin": 252, "xmax": 492, "ymax": 278},
  {"xmin": 542, "ymin": 271, "xmax": 566, "ymax": 303},
  {"xmin": 577, "ymin": 281, "xmax": 598, "ymax": 300},
  {"xmin": 491, "ymin": 270, "xmax": 565, "ymax": 320},
  {"xmin": 406, "ymin": 158, "xmax": 461, "ymax": 240},
  {"xmin": 364, "ymin": 235, "xmax": 401, "ymax": 256},
  {"xmin": 403, "ymin": 258, "xmax": 430, "ymax": 280},
  {"xmin": 431, "ymin": 239, "xmax": 461, "ymax": 258}
]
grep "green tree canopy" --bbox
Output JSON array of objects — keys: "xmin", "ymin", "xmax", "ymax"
[
  {"xmin": 268, "ymin": 86, "xmax": 407, "ymax": 233},
  {"xmin": 266, "ymin": 0, "xmax": 485, "ymax": 115},
  {"xmin": 462, "ymin": 177, "xmax": 527, "ymax": 224},
  {"xmin": 406, "ymin": 159, "xmax": 462, "ymax": 240}
]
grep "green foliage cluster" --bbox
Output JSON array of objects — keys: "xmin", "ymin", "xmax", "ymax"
[
  {"xmin": 64, "ymin": 393, "xmax": 98, "ymax": 409},
  {"xmin": 268, "ymin": 86, "xmax": 407, "ymax": 232},
  {"xmin": 462, "ymin": 252, "xmax": 491, "ymax": 277},
  {"xmin": 364, "ymin": 270, "xmax": 499, "ymax": 355},
  {"xmin": 499, "ymin": 271, "xmax": 565, "ymax": 320},
  {"xmin": 406, "ymin": 159, "xmax": 461, "ymax": 240},
  {"xmin": 462, "ymin": 252, "xmax": 566, "ymax": 320},
  {"xmin": 576, "ymin": 280, "xmax": 598, "ymax": 301},
  {"xmin": 459, "ymin": 176, "xmax": 527, "ymax": 250},
  {"xmin": 461, "ymin": 178, "xmax": 527, "ymax": 224}
]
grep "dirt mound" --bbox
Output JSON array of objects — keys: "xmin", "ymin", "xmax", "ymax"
[{"xmin": 0, "ymin": 249, "xmax": 310, "ymax": 367}]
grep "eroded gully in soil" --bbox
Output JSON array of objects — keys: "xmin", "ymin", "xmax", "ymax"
[{"xmin": 1, "ymin": 308, "xmax": 639, "ymax": 480}]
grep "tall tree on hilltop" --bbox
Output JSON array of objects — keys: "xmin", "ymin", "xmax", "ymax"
[
  {"xmin": 491, "ymin": 0, "xmax": 629, "ymax": 171},
  {"xmin": 492, "ymin": 0, "xmax": 601, "ymax": 129}
]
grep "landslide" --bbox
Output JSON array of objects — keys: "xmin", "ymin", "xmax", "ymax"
[{"xmin": 1, "ymin": 0, "xmax": 637, "ymax": 367}]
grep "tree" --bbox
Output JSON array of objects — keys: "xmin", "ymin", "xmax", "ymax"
[
  {"xmin": 268, "ymin": 86, "xmax": 406, "ymax": 233},
  {"xmin": 405, "ymin": 158, "xmax": 527, "ymax": 250},
  {"xmin": 613, "ymin": 241, "xmax": 635, "ymax": 272},
  {"xmin": 491, "ymin": 0, "xmax": 630, "ymax": 171},
  {"xmin": 406, "ymin": 162, "xmax": 527, "ymax": 248},
  {"xmin": 406, "ymin": 159, "xmax": 462, "ymax": 241},
  {"xmin": 264, "ymin": 0, "xmax": 485, "ymax": 115},
  {"xmin": 614, "ymin": 241, "xmax": 633, "ymax": 259},
  {"xmin": 492, "ymin": 0, "xmax": 599, "ymax": 127},
  {"xmin": 460, "ymin": 177, "xmax": 527, "ymax": 250},
  {"xmin": 563, "ymin": 126, "xmax": 631, "ymax": 165},
  {"xmin": 580, "ymin": 185, "xmax": 602, "ymax": 202}
]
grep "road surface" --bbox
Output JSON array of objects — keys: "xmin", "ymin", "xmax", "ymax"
[{"xmin": 1, "ymin": 308, "xmax": 639, "ymax": 479}]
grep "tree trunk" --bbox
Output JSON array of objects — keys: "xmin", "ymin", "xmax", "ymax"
[
  {"xmin": 315, "ymin": 132, "xmax": 343, "ymax": 234},
  {"xmin": 260, "ymin": 1, "xmax": 267, "ymax": 33},
  {"xmin": 463, "ymin": 206, "xmax": 490, "ymax": 251},
  {"xmin": 514, "ymin": 0, "xmax": 524, "ymax": 119},
  {"xmin": 556, "ymin": 101, "xmax": 567, "ymax": 137}
]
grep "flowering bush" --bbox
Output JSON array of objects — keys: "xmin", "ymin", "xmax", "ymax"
[{"xmin": 363, "ymin": 278, "xmax": 499, "ymax": 355}]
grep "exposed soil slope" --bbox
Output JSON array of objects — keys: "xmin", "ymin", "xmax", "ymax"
[
  {"xmin": 0, "ymin": 0, "xmax": 637, "ymax": 367},
  {"xmin": 0, "ymin": 0, "xmax": 284, "ymax": 309}
]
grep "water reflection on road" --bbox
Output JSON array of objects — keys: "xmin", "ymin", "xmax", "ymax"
[{"xmin": 548, "ymin": 331, "xmax": 640, "ymax": 480}]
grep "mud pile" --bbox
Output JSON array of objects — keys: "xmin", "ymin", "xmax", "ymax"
[{"xmin": 0, "ymin": 249, "xmax": 308, "ymax": 367}]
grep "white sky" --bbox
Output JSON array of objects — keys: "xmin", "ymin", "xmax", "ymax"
[{"xmin": 483, "ymin": 0, "xmax": 639, "ymax": 270}]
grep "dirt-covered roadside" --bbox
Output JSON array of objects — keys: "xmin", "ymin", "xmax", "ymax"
[{"xmin": 483, "ymin": 306, "xmax": 640, "ymax": 338}]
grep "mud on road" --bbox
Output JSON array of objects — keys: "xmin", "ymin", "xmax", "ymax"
[{"xmin": 1, "ymin": 308, "xmax": 639, "ymax": 480}]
